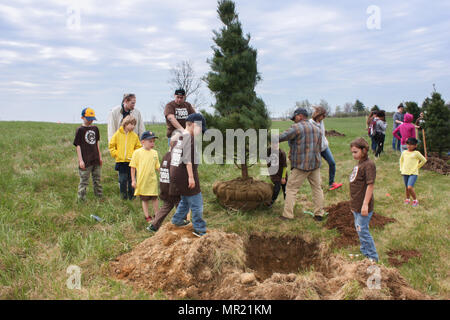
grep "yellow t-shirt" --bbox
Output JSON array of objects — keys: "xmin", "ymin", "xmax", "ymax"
[
  {"xmin": 399, "ymin": 150, "xmax": 427, "ymax": 175},
  {"xmin": 129, "ymin": 148, "xmax": 160, "ymax": 196}
]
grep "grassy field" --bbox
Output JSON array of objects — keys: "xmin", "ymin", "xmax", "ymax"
[{"xmin": 0, "ymin": 117, "xmax": 448, "ymax": 299}]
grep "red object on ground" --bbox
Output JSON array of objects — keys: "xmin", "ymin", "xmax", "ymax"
[{"xmin": 329, "ymin": 182, "xmax": 343, "ymax": 191}]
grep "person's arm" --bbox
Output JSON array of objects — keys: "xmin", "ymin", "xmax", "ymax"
[
  {"xmin": 76, "ymin": 145, "xmax": 85, "ymax": 169},
  {"xmin": 108, "ymin": 134, "xmax": 118, "ymax": 159},
  {"xmin": 107, "ymin": 110, "xmax": 117, "ymax": 143},
  {"xmin": 131, "ymin": 167, "xmax": 137, "ymax": 189},
  {"xmin": 392, "ymin": 126, "xmax": 401, "ymax": 140},
  {"xmin": 417, "ymin": 152, "xmax": 427, "ymax": 169},
  {"xmin": 279, "ymin": 125, "xmax": 298, "ymax": 143},
  {"xmin": 361, "ymin": 184, "xmax": 374, "ymax": 216},
  {"xmin": 97, "ymin": 142, "xmax": 102, "ymax": 166},
  {"xmin": 399, "ymin": 152, "xmax": 404, "ymax": 171},
  {"xmin": 167, "ymin": 114, "xmax": 185, "ymax": 131},
  {"xmin": 137, "ymin": 111, "xmax": 146, "ymax": 138},
  {"xmin": 186, "ymin": 163, "xmax": 195, "ymax": 189}
]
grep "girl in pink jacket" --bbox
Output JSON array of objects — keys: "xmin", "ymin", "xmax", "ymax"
[{"xmin": 392, "ymin": 113, "xmax": 416, "ymax": 152}]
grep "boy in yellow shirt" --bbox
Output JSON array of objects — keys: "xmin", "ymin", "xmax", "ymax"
[
  {"xmin": 130, "ymin": 131, "xmax": 160, "ymax": 223},
  {"xmin": 108, "ymin": 115, "xmax": 142, "ymax": 200},
  {"xmin": 399, "ymin": 138, "xmax": 427, "ymax": 207}
]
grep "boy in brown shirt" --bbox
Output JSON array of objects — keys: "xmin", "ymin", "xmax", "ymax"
[
  {"xmin": 164, "ymin": 88, "xmax": 195, "ymax": 145},
  {"xmin": 349, "ymin": 138, "xmax": 378, "ymax": 263}
]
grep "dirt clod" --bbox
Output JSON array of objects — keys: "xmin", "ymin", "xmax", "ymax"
[
  {"xmin": 110, "ymin": 224, "xmax": 427, "ymax": 300},
  {"xmin": 387, "ymin": 250, "xmax": 422, "ymax": 267},
  {"xmin": 325, "ymin": 201, "xmax": 396, "ymax": 248},
  {"xmin": 422, "ymin": 157, "xmax": 450, "ymax": 175}
]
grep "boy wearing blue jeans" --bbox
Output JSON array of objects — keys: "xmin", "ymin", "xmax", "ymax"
[{"xmin": 170, "ymin": 113, "xmax": 207, "ymax": 237}]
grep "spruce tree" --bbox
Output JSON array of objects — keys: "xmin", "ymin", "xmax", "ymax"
[
  {"xmin": 205, "ymin": 0, "xmax": 270, "ymax": 178},
  {"xmin": 405, "ymin": 101, "xmax": 420, "ymax": 121},
  {"xmin": 423, "ymin": 91, "xmax": 450, "ymax": 156}
]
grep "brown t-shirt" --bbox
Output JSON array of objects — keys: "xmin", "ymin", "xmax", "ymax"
[
  {"xmin": 73, "ymin": 125, "xmax": 100, "ymax": 168},
  {"xmin": 169, "ymin": 133, "xmax": 201, "ymax": 196},
  {"xmin": 349, "ymin": 158, "xmax": 376, "ymax": 213},
  {"xmin": 164, "ymin": 101, "xmax": 195, "ymax": 138},
  {"xmin": 159, "ymin": 151, "xmax": 180, "ymax": 202},
  {"xmin": 267, "ymin": 148, "xmax": 288, "ymax": 183}
]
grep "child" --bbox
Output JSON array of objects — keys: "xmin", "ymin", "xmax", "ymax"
[
  {"xmin": 170, "ymin": 113, "xmax": 207, "ymax": 237},
  {"xmin": 130, "ymin": 131, "xmax": 160, "ymax": 223},
  {"xmin": 399, "ymin": 138, "xmax": 427, "ymax": 207},
  {"xmin": 392, "ymin": 113, "xmax": 416, "ymax": 152},
  {"xmin": 310, "ymin": 107, "xmax": 343, "ymax": 190},
  {"xmin": 349, "ymin": 138, "xmax": 379, "ymax": 263},
  {"xmin": 147, "ymin": 133, "xmax": 182, "ymax": 232},
  {"xmin": 374, "ymin": 110, "xmax": 387, "ymax": 158},
  {"xmin": 266, "ymin": 141, "xmax": 288, "ymax": 208},
  {"xmin": 73, "ymin": 107, "xmax": 103, "ymax": 201},
  {"xmin": 108, "ymin": 115, "xmax": 142, "ymax": 200}
]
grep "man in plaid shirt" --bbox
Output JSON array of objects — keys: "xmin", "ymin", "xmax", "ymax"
[{"xmin": 279, "ymin": 108, "xmax": 326, "ymax": 221}]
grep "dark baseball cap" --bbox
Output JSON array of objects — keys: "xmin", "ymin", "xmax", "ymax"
[
  {"xmin": 290, "ymin": 108, "xmax": 308, "ymax": 121},
  {"xmin": 174, "ymin": 88, "xmax": 186, "ymax": 96},
  {"xmin": 186, "ymin": 113, "xmax": 207, "ymax": 133},
  {"xmin": 141, "ymin": 131, "xmax": 158, "ymax": 140}
]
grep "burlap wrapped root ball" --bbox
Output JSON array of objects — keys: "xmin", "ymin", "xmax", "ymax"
[{"xmin": 213, "ymin": 177, "xmax": 273, "ymax": 210}]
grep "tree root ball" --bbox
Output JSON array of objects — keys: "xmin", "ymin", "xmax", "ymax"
[{"xmin": 213, "ymin": 177, "xmax": 273, "ymax": 210}]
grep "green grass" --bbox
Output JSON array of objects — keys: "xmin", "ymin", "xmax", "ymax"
[{"xmin": 0, "ymin": 118, "xmax": 448, "ymax": 299}]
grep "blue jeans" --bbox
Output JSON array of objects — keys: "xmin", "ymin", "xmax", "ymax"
[
  {"xmin": 171, "ymin": 193, "xmax": 206, "ymax": 233},
  {"xmin": 370, "ymin": 136, "xmax": 377, "ymax": 152},
  {"xmin": 392, "ymin": 135, "xmax": 401, "ymax": 151},
  {"xmin": 321, "ymin": 147, "xmax": 336, "ymax": 187},
  {"xmin": 402, "ymin": 175, "xmax": 418, "ymax": 187},
  {"xmin": 352, "ymin": 211, "xmax": 379, "ymax": 261}
]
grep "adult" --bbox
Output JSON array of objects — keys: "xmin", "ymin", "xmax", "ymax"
[
  {"xmin": 309, "ymin": 107, "xmax": 343, "ymax": 191},
  {"xmin": 107, "ymin": 93, "xmax": 146, "ymax": 142},
  {"xmin": 392, "ymin": 104, "xmax": 405, "ymax": 152},
  {"xmin": 164, "ymin": 88, "xmax": 196, "ymax": 146},
  {"xmin": 279, "ymin": 108, "xmax": 325, "ymax": 221}
]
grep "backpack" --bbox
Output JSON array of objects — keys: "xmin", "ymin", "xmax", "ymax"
[{"xmin": 368, "ymin": 118, "xmax": 377, "ymax": 137}]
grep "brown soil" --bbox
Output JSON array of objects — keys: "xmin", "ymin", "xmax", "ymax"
[
  {"xmin": 110, "ymin": 224, "xmax": 427, "ymax": 300},
  {"xmin": 325, "ymin": 130, "xmax": 346, "ymax": 137},
  {"xmin": 387, "ymin": 250, "xmax": 422, "ymax": 267},
  {"xmin": 422, "ymin": 157, "xmax": 450, "ymax": 175},
  {"xmin": 213, "ymin": 177, "xmax": 273, "ymax": 210},
  {"xmin": 325, "ymin": 201, "xmax": 396, "ymax": 248}
]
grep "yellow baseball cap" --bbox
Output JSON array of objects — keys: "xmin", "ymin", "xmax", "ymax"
[{"xmin": 81, "ymin": 107, "xmax": 97, "ymax": 121}]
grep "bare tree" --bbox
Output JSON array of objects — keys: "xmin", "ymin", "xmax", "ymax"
[
  {"xmin": 343, "ymin": 102, "xmax": 354, "ymax": 113},
  {"xmin": 318, "ymin": 99, "xmax": 331, "ymax": 115},
  {"xmin": 295, "ymin": 99, "xmax": 313, "ymax": 116},
  {"xmin": 168, "ymin": 60, "xmax": 205, "ymax": 109}
]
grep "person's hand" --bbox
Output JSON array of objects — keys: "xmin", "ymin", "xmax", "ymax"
[
  {"xmin": 361, "ymin": 204, "xmax": 369, "ymax": 216},
  {"xmin": 99, "ymin": 158, "xmax": 103, "ymax": 166},
  {"xmin": 281, "ymin": 178, "xmax": 286, "ymax": 185},
  {"xmin": 132, "ymin": 181, "xmax": 137, "ymax": 189},
  {"xmin": 79, "ymin": 160, "xmax": 85, "ymax": 170},
  {"xmin": 188, "ymin": 176, "xmax": 195, "ymax": 189}
]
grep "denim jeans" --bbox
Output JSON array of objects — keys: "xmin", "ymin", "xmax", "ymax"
[
  {"xmin": 171, "ymin": 193, "xmax": 206, "ymax": 233},
  {"xmin": 118, "ymin": 169, "xmax": 134, "ymax": 200},
  {"xmin": 370, "ymin": 136, "xmax": 377, "ymax": 152},
  {"xmin": 352, "ymin": 211, "xmax": 379, "ymax": 261},
  {"xmin": 400, "ymin": 144, "xmax": 407, "ymax": 153},
  {"xmin": 402, "ymin": 175, "xmax": 418, "ymax": 187},
  {"xmin": 392, "ymin": 136, "xmax": 401, "ymax": 151},
  {"xmin": 321, "ymin": 147, "xmax": 336, "ymax": 186}
]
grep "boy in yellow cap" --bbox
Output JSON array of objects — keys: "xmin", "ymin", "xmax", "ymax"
[{"xmin": 73, "ymin": 107, "xmax": 103, "ymax": 201}]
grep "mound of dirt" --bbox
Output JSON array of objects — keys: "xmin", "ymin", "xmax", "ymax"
[
  {"xmin": 325, "ymin": 130, "xmax": 346, "ymax": 137},
  {"xmin": 422, "ymin": 157, "xmax": 450, "ymax": 175},
  {"xmin": 387, "ymin": 250, "xmax": 422, "ymax": 267},
  {"xmin": 110, "ymin": 224, "xmax": 427, "ymax": 300},
  {"xmin": 325, "ymin": 201, "xmax": 396, "ymax": 248},
  {"xmin": 213, "ymin": 177, "xmax": 273, "ymax": 210}
]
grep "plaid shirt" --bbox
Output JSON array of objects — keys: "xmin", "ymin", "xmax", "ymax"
[{"xmin": 279, "ymin": 120, "xmax": 322, "ymax": 171}]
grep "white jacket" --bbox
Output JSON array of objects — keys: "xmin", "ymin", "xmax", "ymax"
[
  {"xmin": 107, "ymin": 105, "xmax": 146, "ymax": 142},
  {"xmin": 309, "ymin": 119, "xmax": 329, "ymax": 152}
]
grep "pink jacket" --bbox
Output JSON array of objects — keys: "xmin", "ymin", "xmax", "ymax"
[{"xmin": 393, "ymin": 113, "xmax": 416, "ymax": 145}]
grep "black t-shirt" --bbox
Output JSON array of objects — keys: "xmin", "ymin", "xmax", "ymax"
[
  {"xmin": 169, "ymin": 133, "xmax": 201, "ymax": 196},
  {"xmin": 73, "ymin": 126, "xmax": 100, "ymax": 167},
  {"xmin": 267, "ymin": 148, "xmax": 288, "ymax": 183}
]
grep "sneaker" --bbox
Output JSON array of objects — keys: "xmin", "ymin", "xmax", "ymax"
[
  {"xmin": 145, "ymin": 216, "xmax": 152, "ymax": 223},
  {"xmin": 146, "ymin": 224, "xmax": 157, "ymax": 233},
  {"xmin": 192, "ymin": 230, "xmax": 206, "ymax": 237},
  {"xmin": 404, "ymin": 199, "xmax": 411, "ymax": 204},
  {"xmin": 329, "ymin": 182, "xmax": 343, "ymax": 191},
  {"xmin": 313, "ymin": 215, "xmax": 323, "ymax": 222},
  {"xmin": 368, "ymin": 258, "xmax": 378, "ymax": 264},
  {"xmin": 412, "ymin": 200, "xmax": 419, "ymax": 207},
  {"xmin": 173, "ymin": 219, "xmax": 190, "ymax": 227}
]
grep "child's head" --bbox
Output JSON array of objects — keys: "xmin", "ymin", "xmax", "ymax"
[
  {"xmin": 81, "ymin": 107, "xmax": 96, "ymax": 126},
  {"xmin": 376, "ymin": 110, "xmax": 385, "ymax": 121},
  {"xmin": 140, "ymin": 131, "xmax": 158, "ymax": 150},
  {"xmin": 122, "ymin": 115, "xmax": 137, "ymax": 132},
  {"xmin": 186, "ymin": 113, "xmax": 207, "ymax": 136},
  {"xmin": 169, "ymin": 132, "xmax": 182, "ymax": 149},
  {"xmin": 406, "ymin": 137, "xmax": 418, "ymax": 151},
  {"xmin": 312, "ymin": 106, "xmax": 327, "ymax": 122},
  {"xmin": 350, "ymin": 137, "xmax": 369, "ymax": 161}
]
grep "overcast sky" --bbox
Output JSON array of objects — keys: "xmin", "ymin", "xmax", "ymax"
[{"xmin": 1, "ymin": 0, "xmax": 449, "ymax": 123}]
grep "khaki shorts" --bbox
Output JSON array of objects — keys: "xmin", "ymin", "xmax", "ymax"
[{"xmin": 140, "ymin": 195, "xmax": 158, "ymax": 201}]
